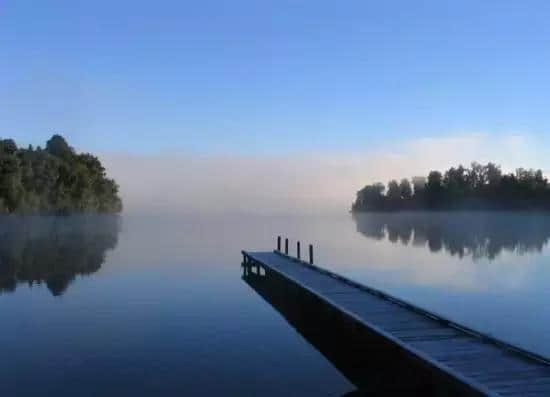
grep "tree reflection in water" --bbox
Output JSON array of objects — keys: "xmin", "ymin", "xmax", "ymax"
[
  {"xmin": 0, "ymin": 215, "xmax": 120, "ymax": 296},
  {"xmin": 353, "ymin": 211, "xmax": 550, "ymax": 260}
]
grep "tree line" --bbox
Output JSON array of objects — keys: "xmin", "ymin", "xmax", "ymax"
[
  {"xmin": 0, "ymin": 135, "xmax": 122, "ymax": 214},
  {"xmin": 352, "ymin": 162, "xmax": 550, "ymax": 211}
]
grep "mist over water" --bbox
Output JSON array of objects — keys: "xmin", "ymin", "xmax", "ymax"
[
  {"xmin": 0, "ymin": 215, "xmax": 120, "ymax": 296},
  {"xmin": 100, "ymin": 133, "xmax": 550, "ymax": 216},
  {"xmin": 2, "ymin": 211, "xmax": 550, "ymax": 395}
]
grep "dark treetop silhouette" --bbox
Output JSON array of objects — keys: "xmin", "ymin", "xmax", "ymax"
[
  {"xmin": 353, "ymin": 211, "xmax": 550, "ymax": 260},
  {"xmin": 352, "ymin": 162, "xmax": 550, "ymax": 211},
  {"xmin": 0, "ymin": 215, "xmax": 120, "ymax": 296},
  {"xmin": 0, "ymin": 135, "xmax": 122, "ymax": 214}
]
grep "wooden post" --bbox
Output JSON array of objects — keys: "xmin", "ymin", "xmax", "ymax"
[
  {"xmin": 309, "ymin": 244, "xmax": 313, "ymax": 264},
  {"xmin": 277, "ymin": 236, "xmax": 281, "ymax": 251},
  {"xmin": 297, "ymin": 241, "xmax": 301, "ymax": 259},
  {"xmin": 285, "ymin": 238, "xmax": 288, "ymax": 255}
]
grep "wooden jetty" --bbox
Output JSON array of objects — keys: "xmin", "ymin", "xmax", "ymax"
[{"xmin": 242, "ymin": 239, "xmax": 550, "ymax": 396}]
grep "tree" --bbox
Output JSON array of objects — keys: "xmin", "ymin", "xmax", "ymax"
[
  {"xmin": 352, "ymin": 162, "xmax": 550, "ymax": 211},
  {"xmin": 0, "ymin": 139, "xmax": 17, "ymax": 155},
  {"xmin": 485, "ymin": 163, "xmax": 502, "ymax": 187},
  {"xmin": 353, "ymin": 183, "xmax": 385, "ymax": 211},
  {"xmin": 444, "ymin": 165, "xmax": 470, "ymax": 200},
  {"xmin": 399, "ymin": 178, "xmax": 412, "ymax": 199},
  {"xmin": 46, "ymin": 134, "xmax": 73, "ymax": 160},
  {"xmin": 412, "ymin": 176, "xmax": 426, "ymax": 195},
  {"xmin": 426, "ymin": 171, "xmax": 442, "ymax": 190},
  {"xmin": 387, "ymin": 180, "xmax": 401, "ymax": 199},
  {"xmin": 0, "ymin": 135, "xmax": 122, "ymax": 214}
]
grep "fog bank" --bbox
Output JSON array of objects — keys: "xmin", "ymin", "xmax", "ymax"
[{"xmin": 100, "ymin": 133, "xmax": 547, "ymax": 215}]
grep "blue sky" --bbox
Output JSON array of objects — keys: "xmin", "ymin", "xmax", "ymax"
[{"xmin": 2, "ymin": 1, "xmax": 550, "ymax": 155}]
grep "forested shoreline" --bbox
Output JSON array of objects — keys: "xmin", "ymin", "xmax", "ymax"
[
  {"xmin": 0, "ymin": 135, "xmax": 122, "ymax": 214},
  {"xmin": 352, "ymin": 163, "xmax": 550, "ymax": 211}
]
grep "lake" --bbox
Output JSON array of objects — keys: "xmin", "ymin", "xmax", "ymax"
[{"xmin": 1, "ymin": 211, "xmax": 550, "ymax": 395}]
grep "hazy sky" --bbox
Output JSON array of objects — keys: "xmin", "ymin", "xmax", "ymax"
[{"xmin": 2, "ymin": 1, "xmax": 550, "ymax": 212}]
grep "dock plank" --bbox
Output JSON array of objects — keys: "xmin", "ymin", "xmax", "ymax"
[{"xmin": 243, "ymin": 250, "xmax": 550, "ymax": 396}]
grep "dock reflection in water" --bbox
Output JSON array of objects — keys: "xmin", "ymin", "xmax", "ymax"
[
  {"xmin": 353, "ymin": 211, "xmax": 550, "ymax": 260},
  {"xmin": 0, "ymin": 215, "xmax": 120, "ymax": 296},
  {"xmin": 242, "ymin": 262, "xmax": 441, "ymax": 396}
]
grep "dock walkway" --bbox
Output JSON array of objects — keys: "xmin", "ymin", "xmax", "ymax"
[{"xmin": 242, "ymin": 250, "xmax": 550, "ymax": 396}]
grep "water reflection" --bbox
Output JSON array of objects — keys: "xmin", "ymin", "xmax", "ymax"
[
  {"xmin": 0, "ymin": 215, "xmax": 120, "ymax": 296},
  {"xmin": 353, "ymin": 212, "xmax": 550, "ymax": 260},
  {"xmin": 242, "ymin": 263, "xmax": 438, "ymax": 395}
]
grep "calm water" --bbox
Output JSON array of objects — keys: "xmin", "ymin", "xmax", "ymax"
[{"xmin": 1, "ymin": 212, "xmax": 550, "ymax": 395}]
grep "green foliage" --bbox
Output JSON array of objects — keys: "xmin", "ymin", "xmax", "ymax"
[
  {"xmin": 0, "ymin": 135, "xmax": 122, "ymax": 214},
  {"xmin": 46, "ymin": 134, "xmax": 74, "ymax": 160},
  {"xmin": 352, "ymin": 162, "xmax": 550, "ymax": 211}
]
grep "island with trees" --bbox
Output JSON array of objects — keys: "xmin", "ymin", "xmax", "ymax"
[
  {"xmin": 0, "ymin": 135, "xmax": 122, "ymax": 214},
  {"xmin": 352, "ymin": 162, "xmax": 550, "ymax": 211}
]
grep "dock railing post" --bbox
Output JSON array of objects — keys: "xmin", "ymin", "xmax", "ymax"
[
  {"xmin": 285, "ymin": 238, "xmax": 288, "ymax": 255},
  {"xmin": 277, "ymin": 236, "xmax": 281, "ymax": 252},
  {"xmin": 309, "ymin": 244, "xmax": 313, "ymax": 264},
  {"xmin": 297, "ymin": 241, "xmax": 301, "ymax": 259}
]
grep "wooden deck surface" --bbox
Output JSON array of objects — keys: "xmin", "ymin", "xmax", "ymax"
[{"xmin": 242, "ymin": 250, "xmax": 550, "ymax": 396}]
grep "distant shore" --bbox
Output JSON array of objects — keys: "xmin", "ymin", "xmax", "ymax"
[
  {"xmin": 0, "ymin": 135, "xmax": 122, "ymax": 215},
  {"xmin": 352, "ymin": 162, "xmax": 550, "ymax": 212}
]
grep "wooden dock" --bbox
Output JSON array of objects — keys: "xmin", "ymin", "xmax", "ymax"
[{"xmin": 242, "ymin": 247, "xmax": 550, "ymax": 396}]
